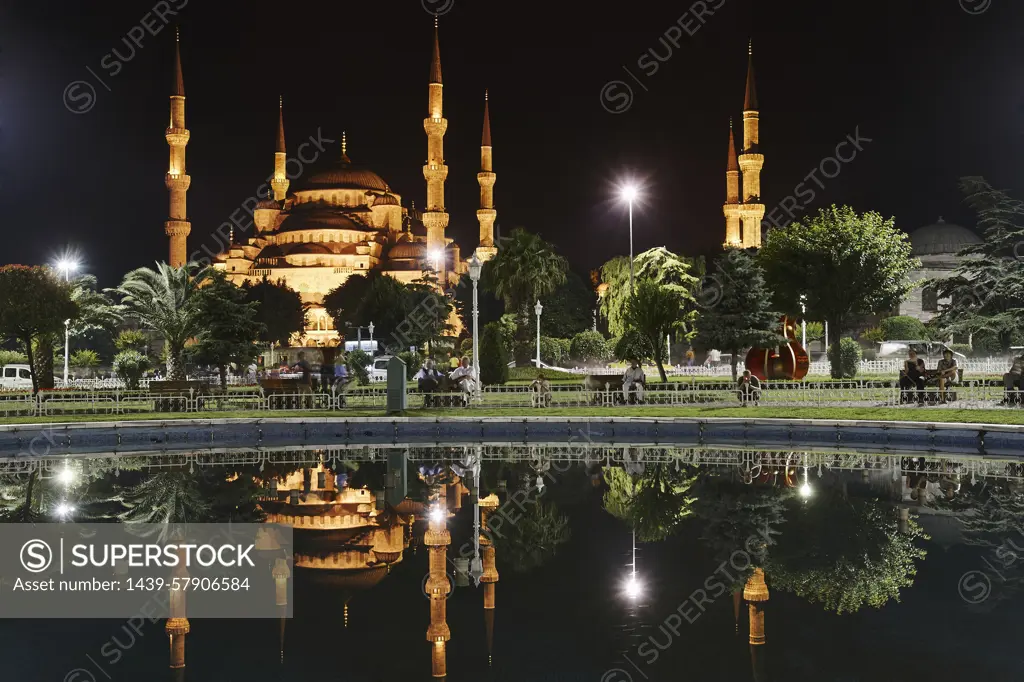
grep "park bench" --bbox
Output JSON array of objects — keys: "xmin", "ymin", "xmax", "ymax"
[
  {"xmin": 258, "ymin": 378, "xmax": 314, "ymax": 409},
  {"xmin": 148, "ymin": 380, "xmax": 210, "ymax": 412}
]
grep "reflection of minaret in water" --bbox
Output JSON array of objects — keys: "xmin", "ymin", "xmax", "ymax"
[
  {"xmin": 166, "ymin": 546, "xmax": 190, "ymax": 682},
  {"xmin": 733, "ymin": 588, "xmax": 742, "ymax": 635},
  {"xmin": 273, "ymin": 557, "xmax": 291, "ymax": 664},
  {"xmin": 479, "ymin": 494, "xmax": 500, "ymax": 665},
  {"xmin": 743, "ymin": 568, "xmax": 769, "ymax": 682},
  {"xmin": 425, "ymin": 485, "xmax": 451, "ymax": 678}
]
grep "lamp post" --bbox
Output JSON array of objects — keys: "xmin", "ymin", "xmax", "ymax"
[
  {"xmin": 799, "ymin": 294, "xmax": 807, "ymax": 349},
  {"xmin": 534, "ymin": 300, "xmax": 543, "ymax": 368},
  {"xmin": 469, "ymin": 254, "xmax": 483, "ymax": 396},
  {"xmin": 619, "ymin": 184, "xmax": 639, "ymax": 296},
  {"xmin": 56, "ymin": 258, "xmax": 79, "ymax": 386},
  {"xmin": 368, "ymin": 322, "xmax": 375, "ymax": 354}
]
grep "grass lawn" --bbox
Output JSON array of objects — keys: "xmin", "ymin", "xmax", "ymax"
[{"xmin": 4, "ymin": 405, "xmax": 1024, "ymax": 426}]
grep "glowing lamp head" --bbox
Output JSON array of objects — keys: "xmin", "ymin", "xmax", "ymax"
[
  {"xmin": 56, "ymin": 259, "xmax": 79, "ymax": 276},
  {"xmin": 54, "ymin": 502, "xmax": 76, "ymax": 519},
  {"xmin": 429, "ymin": 507, "xmax": 445, "ymax": 524},
  {"xmin": 58, "ymin": 466, "xmax": 75, "ymax": 486},
  {"xmin": 624, "ymin": 574, "xmax": 642, "ymax": 600},
  {"xmin": 619, "ymin": 183, "xmax": 639, "ymax": 204},
  {"xmin": 799, "ymin": 482, "xmax": 813, "ymax": 499}
]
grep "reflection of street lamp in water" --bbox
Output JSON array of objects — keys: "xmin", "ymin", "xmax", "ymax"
[
  {"xmin": 799, "ymin": 467, "xmax": 812, "ymax": 499},
  {"xmin": 624, "ymin": 529, "xmax": 642, "ymax": 600}
]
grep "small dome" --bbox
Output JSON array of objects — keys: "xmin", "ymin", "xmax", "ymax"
[
  {"xmin": 257, "ymin": 244, "xmax": 284, "ymax": 259},
  {"xmin": 372, "ymin": 193, "xmax": 400, "ymax": 207},
  {"xmin": 256, "ymin": 198, "xmax": 281, "ymax": 210},
  {"xmin": 388, "ymin": 242, "xmax": 426, "ymax": 260},
  {"xmin": 909, "ymin": 218, "xmax": 981, "ymax": 256}
]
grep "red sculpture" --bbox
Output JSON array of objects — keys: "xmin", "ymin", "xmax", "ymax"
[{"xmin": 745, "ymin": 315, "xmax": 810, "ymax": 381}]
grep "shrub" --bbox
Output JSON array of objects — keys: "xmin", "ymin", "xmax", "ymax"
[
  {"xmin": 555, "ymin": 338, "xmax": 572, "ymax": 361},
  {"xmin": 0, "ymin": 349, "xmax": 28, "ymax": 366},
  {"xmin": 827, "ymin": 337, "xmax": 862, "ymax": 378},
  {"xmin": 115, "ymin": 330, "xmax": 148, "ymax": 353},
  {"xmin": 862, "ymin": 349, "xmax": 877, "ymax": 361},
  {"xmin": 804, "ymin": 321, "xmax": 824, "ymax": 342},
  {"xmin": 539, "ymin": 336, "xmax": 565, "ymax": 366},
  {"xmin": 879, "ymin": 315, "xmax": 929, "ymax": 341},
  {"xmin": 569, "ymin": 331, "xmax": 610, "ymax": 365},
  {"xmin": 346, "ymin": 349, "xmax": 371, "ymax": 385},
  {"xmin": 397, "ymin": 351, "xmax": 422, "ymax": 379},
  {"xmin": 614, "ymin": 329, "xmax": 654, "ymax": 364},
  {"xmin": 113, "ymin": 350, "xmax": 149, "ymax": 390},
  {"xmin": 480, "ymin": 322, "xmax": 509, "ymax": 385},
  {"xmin": 70, "ymin": 349, "xmax": 100, "ymax": 368},
  {"xmin": 948, "ymin": 343, "xmax": 973, "ymax": 357},
  {"xmin": 860, "ymin": 327, "xmax": 884, "ymax": 345}
]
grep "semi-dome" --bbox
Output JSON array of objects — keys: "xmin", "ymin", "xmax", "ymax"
[
  {"xmin": 909, "ymin": 218, "xmax": 981, "ymax": 256},
  {"xmin": 289, "ymin": 243, "xmax": 334, "ymax": 255},
  {"xmin": 255, "ymin": 198, "xmax": 281, "ymax": 210},
  {"xmin": 256, "ymin": 244, "xmax": 284, "ymax": 259},
  {"xmin": 372, "ymin": 193, "xmax": 400, "ymax": 206},
  {"xmin": 388, "ymin": 242, "xmax": 426, "ymax": 259},
  {"xmin": 278, "ymin": 204, "xmax": 369, "ymax": 232}
]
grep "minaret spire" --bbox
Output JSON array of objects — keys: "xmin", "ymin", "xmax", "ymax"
[
  {"xmin": 722, "ymin": 119, "xmax": 742, "ymax": 246},
  {"xmin": 271, "ymin": 96, "xmax": 289, "ymax": 201},
  {"xmin": 737, "ymin": 40, "xmax": 765, "ymax": 248},
  {"xmin": 423, "ymin": 18, "xmax": 450, "ymax": 283},
  {"xmin": 341, "ymin": 131, "xmax": 350, "ymax": 163},
  {"xmin": 476, "ymin": 90, "xmax": 498, "ymax": 261},
  {"xmin": 164, "ymin": 30, "xmax": 192, "ymax": 266}
]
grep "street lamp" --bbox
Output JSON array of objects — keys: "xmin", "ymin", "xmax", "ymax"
[
  {"xmin": 368, "ymin": 321, "xmax": 375, "ymax": 353},
  {"xmin": 469, "ymin": 254, "xmax": 483, "ymax": 396},
  {"xmin": 618, "ymin": 183, "xmax": 640, "ymax": 296},
  {"xmin": 799, "ymin": 294, "xmax": 807, "ymax": 349},
  {"xmin": 55, "ymin": 258, "xmax": 79, "ymax": 386},
  {"xmin": 534, "ymin": 300, "xmax": 543, "ymax": 368}
]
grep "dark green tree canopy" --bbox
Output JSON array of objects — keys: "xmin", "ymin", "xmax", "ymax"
[
  {"xmin": 603, "ymin": 464, "xmax": 698, "ymax": 543},
  {"xmin": 192, "ymin": 272, "xmax": 265, "ymax": 388},
  {"xmin": 599, "ymin": 247, "xmax": 702, "ymax": 337},
  {"xmin": 242, "ymin": 276, "xmax": 305, "ymax": 346},
  {"xmin": 483, "ymin": 228, "xmax": 568, "ymax": 318}
]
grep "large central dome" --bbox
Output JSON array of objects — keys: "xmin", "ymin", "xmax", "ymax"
[{"xmin": 301, "ymin": 151, "xmax": 390, "ymax": 192}]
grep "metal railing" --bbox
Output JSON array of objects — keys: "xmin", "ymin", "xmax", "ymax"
[{"xmin": 2, "ymin": 381, "xmax": 1021, "ymax": 419}]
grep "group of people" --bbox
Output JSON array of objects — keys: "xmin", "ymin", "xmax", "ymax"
[
  {"xmin": 413, "ymin": 356, "xmax": 478, "ymax": 402},
  {"xmin": 899, "ymin": 349, "xmax": 959, "ymax": 404}
]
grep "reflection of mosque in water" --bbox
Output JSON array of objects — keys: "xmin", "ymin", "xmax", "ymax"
[{"xmin": 5, "ymin": 444, "xmax": 1024, "ymax": 679}]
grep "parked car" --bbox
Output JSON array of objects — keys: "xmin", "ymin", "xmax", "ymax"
[
  {"xmin": 0, "ymin": 364, "xmax": 34, "ymax": 391},
  {"xmin": 368, "ymin": 356, "xmax": 393, "ymax": 383}
]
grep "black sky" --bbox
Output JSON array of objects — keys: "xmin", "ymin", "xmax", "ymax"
[{"xmin": 2, "ymin": 0, "xmax": 1024, "ymax": 286}]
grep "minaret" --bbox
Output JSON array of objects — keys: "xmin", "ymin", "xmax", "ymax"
[
  {"xmin": 166, "ymin": 546, "xmax": 190, "ymax": 681},
  {"xmin": 164, "ymin": 29, "xmax": 192, "ymax": 267},
  {"xmin": 743, "ymin": 567, "xmax": 768, "ymax": 646},
  {"xmin": 423, "ymin": 17, "xmax": 450, "ymax": 282},
  {"xmin": 738, "ymin": 40, "xmax": 765, "ymax": 248},
  {"xmin": 424, "ymin": 488, "xmax": 451, "ymax": 678},
  {"xmin": 271, "ymin": 96, "xmax": 289, "ymax": 201},
  {"xmin": 476, "ymin": 90, "xmax": 498, "ymax": 262},
  {"xmin": 480, "ymin": 494, "xmax": 500, "ymax": 611},
  {"xmin": 722, "ymin": 120, "xmax": 742, "ymax": 247}
]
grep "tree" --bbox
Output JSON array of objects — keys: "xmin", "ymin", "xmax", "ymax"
[
  {"xmin": 768, "ymin": 495, "xmax": 927, "ymax": 614},
  {"xmin": 242, "ymin": 276, "xmax": 305, "ymax": 346},
  {"xmin": 537, "ymin": 270, "xmax": 594, "ymax": 339},
  {"xmin": 599, "ymin": 247, "xmax": 702, "ymax": 337},
  {"xmin": 112, "ymin": 330, "xmax": 150, "ymax": 389},
  {"xmin": 191, "ymin": 272, "xmax": 265, "ymax": 389},
  {"xmin": 0, "ymin": 266, "xmax": 77, "ymax": 394},
  {"xmin": 70, "ymin": 349, "xmax": 100, "ymax": 369},
  {"xmin": 622, "ymin": 280, "xmax": 687, "ymax": 382},
  {"xmin": 569, "ymin": 330, "xmax": 611, "ymax": 365},
  {"xmin": 495, "ymin": 500, "xmax": 571, "ymax": 572},
  {"xmin": 483, "ymin": 228, "xmax": 568, "ymax": 358},
  {"xmin": 480, "ymin": 322, "xmax": 509, "ymax": 385},
  {"xmin": 119, "ymin": 472, "xmax": 213, "ymax": 540},
  {"xmin": 932, "ymin": 178, "xmax": 1024, "ymax": 352},
  {"xmin": 603, "ymin": 464, "xmax": 698, "ymax": 542},
  {"xmin": 760, "ymin": 206, "xmax": 916, "ymax": 378},
  {"xmin": 110, "ymin": 262, "xmax": 210, "ymax": 380},
  {"xmin": 879, "ymin": 315, "xmax": 929, "ymax": 341},
  {"xmin": 695, "ymin": 248, "xmax": 781, "ymax": 380}
]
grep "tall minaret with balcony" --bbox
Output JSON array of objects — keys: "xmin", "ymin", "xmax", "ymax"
[
  {"xmin": 165, "ymin": 29, "xmax": 192, "ymax": 267},
  {"xmin": 424, "ymin": 487, "xmax": 451, "ymax": 678},
  {"xmin": 722, "ymin": 120, "xmax": 742, "ymax": 247},
  {"xmin": 271, "ymin": 96, "xmax": 289, "ymax": 201},
  {"xmin": 476, "ymin": 91, "xmax": 498, "ymax": 262},
  {"xmin": 738, "ymin": 40, "xmax": 765, "ymax": 248},
  {"xmin": 423, "ymin": 17, "xmax": 450, "ymax": 281}
]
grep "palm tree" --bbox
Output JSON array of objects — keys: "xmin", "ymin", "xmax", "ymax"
[
  {"xmin": 119, "ymin": 472, "xmax": 213, "ymax": 541},
  {"xmin": 111, "ymin": 262, "xmax": 210, "ymax": 380},
  {"xmin": 484, "ymin": 228, "xmax": 568, "ymax": 355}
]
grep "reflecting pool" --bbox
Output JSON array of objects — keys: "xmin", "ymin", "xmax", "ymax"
[{"xmin": 1, "ymin": 444, "xmax": 1022, "ymax": 681}]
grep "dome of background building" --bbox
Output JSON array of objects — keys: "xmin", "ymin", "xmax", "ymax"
[
  {"xmin": 388, "ymin": 242, "xmax": 426, "ymax": 260},
  {"xmin": 372, "ymin": 192, "xmax": 400, "ymax": 206},
  {"xmin": 256, "ymin": 197, "xmax": 282, "ymax": 210},
  {"xmin": 909, "ymin": 218, "xmax": 981, "ymax": 257},
  {"xmin": 301, "ymin": 158, "xmax": 390, "ymax": 192},
  {"xmin": 277, "ymin": 205, "xmax": 369, "ymax": 232}
]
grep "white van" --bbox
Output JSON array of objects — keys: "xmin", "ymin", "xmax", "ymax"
[{"xmin": 0, "ymin": 364, "xmax": 34, "ymax": 391}]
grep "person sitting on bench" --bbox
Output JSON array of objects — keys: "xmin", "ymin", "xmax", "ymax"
[
  {"xmin": 900, "ymin": 350, "xmax": 926, "ymax": 405},
  {"xmin": 449, "ymin": 356, "xmax": 477, "ymax": 400},
  {"xmin": 530, "ymin": 372, "xmax": 552, "ymax": 408},
  {"xmin": 737, "ymin": 370, "xmax": 762, "ymax": 406},
  {"xmin": 1003, "ymin": 353, "xmax": 1024, "ymax": 405},
  {"xmin": 933, "ymin": 349, "xmax": 959, "ymax": 403},
  {"xmin": 414, "ymin": 359, "xmax": 445, "ymax": 405},
  {"xmin": 622, "ymin": 361, "xmax": 646, "ymax": 404}
]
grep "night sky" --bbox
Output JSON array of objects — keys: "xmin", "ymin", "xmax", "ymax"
[{"xmin": 3, "ymin": 0, "xmax": 1024, "ymax": 286}]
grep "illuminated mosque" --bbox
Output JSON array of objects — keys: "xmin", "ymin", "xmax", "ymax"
[{"xmin": 160, "ymin": 21, "xmax": 498, "ymax": 346}]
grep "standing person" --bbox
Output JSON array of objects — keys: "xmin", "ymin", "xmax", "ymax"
[
  {"xmin": 622, "ymin": 361, "xmax": 646, "ymax": 404},
  {"xmin": 292, "ymin": 352, "xmax": 312, "ymax": 385},
  {"xmin": 448, "ymin": 353, "xmax": 460, "ymax": 371},
  {"xmin": 685, "ymin": 348, "xmax": 695, "ymax": 367},
  {"xmin": 1003, "ymin": 352, "xmax": 1024, "ymax": 404},
  {"xmin": 708, "ymin": 348, "xmax": 722, "ymax": 367}
]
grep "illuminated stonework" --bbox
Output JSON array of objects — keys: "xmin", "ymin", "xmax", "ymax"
[{"xmin": 723, "ymin": 42, "xmax": 766, "ymax": 249}]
